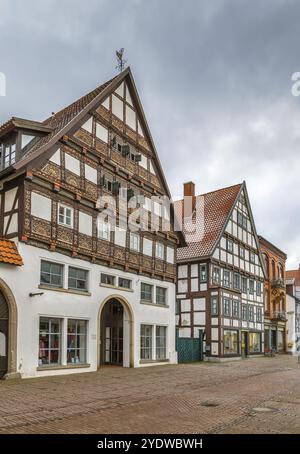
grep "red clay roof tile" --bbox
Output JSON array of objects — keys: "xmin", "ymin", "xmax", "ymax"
[{"xmin": 0, "ymin": 239, "xmax": 23, "ymax": 266}]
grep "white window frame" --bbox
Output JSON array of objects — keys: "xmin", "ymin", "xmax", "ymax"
[
  {"xmin": 98, "ymin": 220, "xmax": 111, "ymax": 241},
  {"xmin": 155, "ymin": 242, "xmax": 164, "ymax": 260},
  {"xmin": 130, "ymin": 232, "xmax": 140, "ymax": 252},
  {"xmin": 58, "ymin": 203, "xmax": 74, "ymax": 228}
]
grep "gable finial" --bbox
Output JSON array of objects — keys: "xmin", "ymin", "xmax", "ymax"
[{"xmin": 115, "ymin": 48, "xmax": 127, "ymax": 72}]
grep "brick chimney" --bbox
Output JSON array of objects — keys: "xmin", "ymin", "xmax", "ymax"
[{"xmin": 183, "ymin": 181, "xmax": 196, "ymax": 218}]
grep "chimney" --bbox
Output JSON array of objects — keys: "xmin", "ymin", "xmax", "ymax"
[{"xmin": 183, "ymin": 181, "xmax": 196, "ymax": 218}]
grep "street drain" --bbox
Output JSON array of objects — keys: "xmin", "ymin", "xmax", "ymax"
[
  {"xmin": 252, "ymin": 407, "xmax": 277, "ymax": 413},
  {"xmin": 201, "ymin": 402, "xmax": 220, "ymax": 407}
]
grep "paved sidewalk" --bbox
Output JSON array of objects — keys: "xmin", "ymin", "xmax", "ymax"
[{"xmin": 0, "ymin": 356, "xmax": 299, "ymax": 434}]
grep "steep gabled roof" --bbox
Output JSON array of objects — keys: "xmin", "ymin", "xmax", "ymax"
[
  {"xmin": 0, "ymin": 239, "xmax": 23, "ymax": 266},
  {"xmin": 175, "ymin": 183, "xmax": 242, "ymax": 261}
]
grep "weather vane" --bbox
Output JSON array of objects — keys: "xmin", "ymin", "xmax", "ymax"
[{"xmin": 115, "ymin": 48, "xmax": 127, "ymax": 72}]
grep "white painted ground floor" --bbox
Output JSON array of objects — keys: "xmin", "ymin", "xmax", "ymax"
[{"xmin": 0, "ymin": 242, "xmax": 177, "ymax": 379}]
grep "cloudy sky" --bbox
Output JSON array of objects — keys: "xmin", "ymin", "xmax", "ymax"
[{"xmin": 0, "ymin": 0, "xmax": 300, "ymax": 267}]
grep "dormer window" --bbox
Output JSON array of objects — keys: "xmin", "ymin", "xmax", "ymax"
[
  {"xmin": 21, "ymin": 134, "xmax": 36, "ymax": 150},
  {"xmin": 1, "ymin": 141, "xmax": 16, "ymax": 169}
]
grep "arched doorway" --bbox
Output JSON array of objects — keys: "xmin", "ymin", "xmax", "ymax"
[
  {"xmin": 0, "ymin": 290, "xmax": 9, "ymax": 378},
  {"xmin": 0, "ymin": 278, "xmax": 18, "ymax": 379},
  {"xmin": 99, "ymin": 296, "xmax": 133, "ymax": 367}
]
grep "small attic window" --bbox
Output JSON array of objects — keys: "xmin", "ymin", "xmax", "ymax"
[{"xmin": 21, "ymin": 134, "xmax": 35, "ymax": 150}]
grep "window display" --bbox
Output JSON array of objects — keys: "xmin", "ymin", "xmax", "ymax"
[
  {"xmin": 223, "ymin": 330, "xmax": 238, "ymax": 355},
  {"xmin": 39, "ymin": 318, "xmax": 61, "ymax": 366},
  {"xmin": 67, "ymin": 319, "xmax": 87, "ymax": 364},
  {"xmin": 249, "ymin": 332, "xmax": 261, "ymax": 353}
]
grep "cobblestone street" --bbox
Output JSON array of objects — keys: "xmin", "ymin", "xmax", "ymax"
[{"xmin": 0, "ymin": 356, "xmax": 299, "ymax": 434}]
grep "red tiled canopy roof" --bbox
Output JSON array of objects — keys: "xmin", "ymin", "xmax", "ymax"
[
  {"xmin": 0, "ymin": 238, "xmax": 23, "ymax": 266},
  {"xmin": 175, "ymin": 183, "xmax": 242, "ymax": 261}
]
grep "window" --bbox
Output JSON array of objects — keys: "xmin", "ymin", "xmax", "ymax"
[
  {"xmin": 257, "ymin": 281, "xmax": 262, "ymax": 297},
  {"xmin": 155, "ymin": 242, "xmax": 164, "ymax": 260},
  {"xmin": 156, "ymin": 326, "xmax": 167, "ymax": 360},
  {"xmin": 39, "ymin": 318, "xmax": 61, "ymax": 366},
  {"xmin": 223, "ymin": 270, "xmax": 230, "ymax": 288},
  {"xmin": 242, "ymin": 304, "xmax": 248, "ymax": 321},
  {"xmin": 257, "ymin": 307, "xmax": 262, "ymax": 322},
  {"xmin": 101, "ymin": 273, "xmax": 116, "ymax": 286},
  {"xmin": 223, "ymin": 297, "xmax": 231, "ymax": 316},
  {"xmin": 250, "ymin": 251, "xmax": 255, "ymax": 264},
  {"xmin": 141, "ymin": 283, "xmax": 153, "ymax": 302},
  {"xmin": 130, "ymin": 232, "xmax": 140, "ymax": 252},
  {"xmin": 140, "ymin": 325, "xmax": 152, "ymax": 360},
  {"xmin": 67, "ymin": 319, "xmax": 87, "ymax": 364},
  {"xmin": 200, "ymin": 264, "xmax": 207, "ymax": 283},
  {"xmin": 227, "ymin": 239, "xmax": 233, "ymax": 253},
  {"xmin": 233, "ymin": 273, "xmax": 240, "ymax": 290},
  {"xmin": 241, "ymin": 277, "xmax": 247, "ymax": 293},
  {"xmin": 237, "ymin": 212, "xmax": 247, "ymax": 229},
  {"xmin": 249, "ymin": 332, "xmax": 261, "ymax": 353},
  {"xmin": 98, "ymin": 220, "xmax": 110, "ymax": 241},
  {"xmin": 212, "ymin": 267, "xmax": 220, "ymax": 284},
  {"xmin": 118, "ymin": 277, "xmax": 131, "ymax": 289},
  {"xmin": 156, "ymin": 287, "xmax": 167, "ymax": 305},
  {"xmin": 211, "ymin": 296, "xmax": 218, "ymax": 315},
  {"xmin": 58, "ymin": 204, "xmax": 73, "ymax": 228},
  {"xmin": 249, "ymin": 279, "xmax": 254, "ymax": 295},
  {"xmin": 232, "ymin": 300, "xmax": 240, "ymax": 318},
  {"xmin": 248, "ymin": 306, "xmax": 255, "ymax": 322},
  {"xmin": 40, "ymin": 260, "xmax": 63, "ymax": 288},
  {"xmin": 2, "ymin": 142, "xmax": 16, "ymax": 169},
  {"xmin": 68, "ymin": 267, "xmax": 88, "ymax": 292},
  {"xmin": 224, "ymin": 330, "xmax": 238, "ymax": 355},
  {"xmin": 240, "ymin": 246, "xmax": 245, "ymax": 259}
]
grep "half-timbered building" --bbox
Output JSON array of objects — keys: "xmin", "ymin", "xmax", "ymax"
[
  {"xmin": 0, "ymin": 67, "xmax": 184, "ymax": 378},
  {"xmin": 175, "ymin": 181, "xmax": 265, "ymax": 361}
]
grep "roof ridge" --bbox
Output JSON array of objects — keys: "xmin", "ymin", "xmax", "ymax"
[{"xmin": 175, "ymin": 182, "xmax": 243, "ymax": 203}]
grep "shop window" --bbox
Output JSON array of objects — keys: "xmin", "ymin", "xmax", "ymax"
[
  {"xmin": 249, "ymin": 332, "xmax": 261, "ymax": 353},
  {"xmin": 156, "ymin": 326, "xmax": 167, "ymax": 360},
  {"xmin": 223, "ymin": 330, "xmax": 238, "ymax": 355},
  {"xmin": 39, "ymin": 318, "xmax": 61, "ymax": 366},
  {"xmin": 67, "ymin": 319, "xmax": 87, "ymax": 364},
  {"xmin": 140, "ymin": 325, "xmax": 153, "ymax": 360}
]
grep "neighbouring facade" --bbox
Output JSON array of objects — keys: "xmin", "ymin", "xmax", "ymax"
[
  {"xmin": 258, "ymin": 236, "xmax": 287, "ymax": 353},
  {"xmin": 286, "ymin": 269, "xmax": 300, "ymax": 355},
  {"xmin": 0, "ymin": 67, "xmax": 184, "ymax": 379},
  {"xmin": 175, "ymin": 181, "xmax": 265, "ymax": 361}
]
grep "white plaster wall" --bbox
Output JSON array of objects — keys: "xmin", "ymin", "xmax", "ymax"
[{"xmin": 1, "ymin": 242, "xmax": 177, "ymax": 378}]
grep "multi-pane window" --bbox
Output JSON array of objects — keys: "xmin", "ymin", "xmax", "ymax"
[
  {"xmin": 67, "ymin": 319, "xmax": 87, "ymax": 364},
  {"xmin": 257, "ymin": 307, "xmax": 262, "ymax": 322},
  {"xmin": 98, "ymin": 220, "xmax": 110, "ymax": 241},
  {"xmin": 227, "ymin": 239, "xmax": 233, "ymax": 253},
  {"xmin": 2, "ymin": 142, "xmax": 16, "ymax": 169},
  {"xmin": 248, "ymin": 306, "xmax": 255, "ymax": 322},
  {"xmin": 155, "ymin": 242, "xmax": 164, "ymax": 260},
  {"xmin": 250, "ymin": 251, "xmax": 256, "ymax": 264},
  {"xmin": 130, "ymin": 232, "xmax": 140, "ymax": 251},
  {"xmin": 241, "ymin": 277, "xmax": 248, "ymax": 293},
  {"xmin": 223, "ymin": 297, "xmax": 231, "ymax": 316},
  {"xmin": 237, "ymin": 212, "xmax": 247, "ymax": 229},
  {"xmin": 40, "ymin": 260, "xmax": 63, "ymax": 288},
  {"xmin": 39, "ymin": 318, "xmax": 61, "ymax": 366},
  {"xmin": 212, "ymin": 267, "xmax": 220, "ymax": 284},
  {"xmin": 101, "ymin": 273, "xmax": 115, "ymax": 286},
  {"xmin": 140, "ymin": 325, "xmax": 153, "ymax": 360},
  {"xmin": 223, "ymin": 270, "xmax": 230, "ymax": 288},
  {"xmin": 156, "ymin": 287, "xmax": 167, "ymax": 305},
  {"xmin": 68, "ymin": 267, "xmax": 88, "ymax": 292},
  {"xmin": 200, "ymin": 264, "xmax": 207, "ymax": 283},
  {"xmin": 249, "ymin": 279, "xmax": 255, "ymax": 294},
  {"xmin": 156, "ymin": 326, "xmax": 167, "ymax": 360},
  {"xmin": 242, "ymin": 304, "xmax": 248, "ymax": 321},
  {"xmin": 58, "ymin": 204, "xmax": 73, "ymax": 228},
  {"xmin": 211, "ymin": 296, "xmax": 218, "ymax": 315},
  {"xmin": 141, "ymin": 283, "xmax": 153, "ymax": 302},
  {"xmin": 256, "ymin": 281, "xmax": 262, "ymax": 296},
  {"xmin": 118, "ymin": 277, "xmax": 131, "ymax": 289},
  {"xmin": 232, "ymin": 300, "xmax": 240, "ymax": 318},
  {"xmin": 240, "ymin": 246, "xmax": 245, "ymax": 259},
  {"xmin": 233, "ymin": 273, "xmax": 240, "ymax": 290}
]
